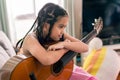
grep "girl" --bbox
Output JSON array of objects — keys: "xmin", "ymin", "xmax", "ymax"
[{"xmin": 17, "ymin": 3, "xmax": 98, "ymax": 80}]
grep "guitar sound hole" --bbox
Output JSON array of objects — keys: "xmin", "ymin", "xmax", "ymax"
[{"xmin": 52, "ymin": 60, "xmax": 63, "ymax": 74}]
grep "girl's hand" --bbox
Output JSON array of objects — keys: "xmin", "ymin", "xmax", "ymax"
[{"xmin": 47, "ymin": 39, "xmax": 71, "ymax": 51}]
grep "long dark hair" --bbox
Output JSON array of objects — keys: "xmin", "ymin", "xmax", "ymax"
[{"xmin": 16, "ymin": 3, "xmax": 68, "ymax": 49}]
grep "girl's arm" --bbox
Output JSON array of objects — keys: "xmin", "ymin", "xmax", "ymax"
[
  {"xmin": 22, "ymin": 35, "xmax": 68, "ymax": 65},
  {"xmin": 47, "ymin": 32, "xmax": 88, "ymax": 53},
  {"xmin": 63, "ymin": 32, "xmax": 88, "ymax": 53}
]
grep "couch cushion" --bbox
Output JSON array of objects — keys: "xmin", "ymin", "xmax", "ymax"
[
  {"xmin": 0, "ymin": 31, "xmax": 16, "ymax": 69},
  {"xmin": 0, "ymin": 46, "xmax": 10, "ymax": 69}
]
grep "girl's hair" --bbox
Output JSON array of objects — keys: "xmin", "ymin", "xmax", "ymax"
[
  {"xmin": 16, "ymin": 3, "xmax": 68, "ymax": 49},
  {"xmin": 36, "ymin": 3, "xmax": 68, "ymax": 45}
]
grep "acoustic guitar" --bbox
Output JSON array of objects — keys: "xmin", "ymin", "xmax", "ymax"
[{"xmin": 0, "ymin": 17, "xmax": 103, "ymax": 80}]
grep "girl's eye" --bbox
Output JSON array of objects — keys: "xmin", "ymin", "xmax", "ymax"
[
  {"xmin": 59, "ymin": 24, "xmax": 66, "ymax": 29},
  {"xmin": 59, "ymin": 25, "xmax": 64, "ymax": 28}
]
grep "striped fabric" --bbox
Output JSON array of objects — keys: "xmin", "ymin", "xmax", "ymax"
[
  {"xmin": 83, "ymin": 47, "xmax": 120, "ymax": 80},
  {"xmin": 83, "ymin": 47, "xmax": 106, "ymax": 75}
]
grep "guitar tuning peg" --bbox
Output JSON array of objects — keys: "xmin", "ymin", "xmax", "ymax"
[
  {"xmin": 92, "ymin": 23, "xmax": 95, "ymax": 26},
  {"xmin": 94, "ymin": 18, "xmax": 97, "ymax": 22}
]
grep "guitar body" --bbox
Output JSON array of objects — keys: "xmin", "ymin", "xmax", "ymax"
[{"xmin": 0, "ymin": 54, "xmax": 73, "ymax": 80}]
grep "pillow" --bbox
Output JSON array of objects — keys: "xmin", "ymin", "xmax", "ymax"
[
  {"xmin": 0, "ymin": 31, "xmax": 16, "ymax": 57},
  {"xmin": 81, "ymin": 37, "xmax": 103, "ymax": 65},
  {"xmin": 0, "ymin": 46, "xmax": 10, "ymax": 69},
  {"xmin": 0, "ymin": 31, "xmax": 16, "ymax": 69},
  {"xmin": 83, "ymin": 47, "xmax": 120, "ymax": 80}
]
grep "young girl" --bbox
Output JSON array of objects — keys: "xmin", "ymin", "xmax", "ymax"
[{"xmin": 17, "ymin": 3, "xmax": 98, "ymax": 80}]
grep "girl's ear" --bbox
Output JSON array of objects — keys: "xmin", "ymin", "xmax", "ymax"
[
  {"xmin": 43, "ymin": 23, "xmax": 50, "ymax": 37},
  {"xmin": 43, "ymin": 23, "xmax": 50, "ymax": 31}
]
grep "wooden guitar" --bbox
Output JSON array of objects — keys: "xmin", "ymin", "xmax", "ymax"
[{"xmin": 0, "ymin": 17, "xmax": 103, "ymax": 80}]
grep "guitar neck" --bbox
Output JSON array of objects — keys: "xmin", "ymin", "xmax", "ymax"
[{"xmin": 81, "ymin": 29, "xmax": 97, "ymax": 44}]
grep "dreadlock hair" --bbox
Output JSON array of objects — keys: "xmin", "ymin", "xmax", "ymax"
[
  {"xmin": 36, "ymin": 3, "xmax": 68, "ymax": 46},
  {"xmin": 16, "ymin": 3, "xmax": 68, "ymax": 49}
]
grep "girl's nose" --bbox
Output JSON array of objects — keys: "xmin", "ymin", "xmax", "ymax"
[{"xmin": 60, "ymin": 29, "xmax": 64, "ymax": 34}]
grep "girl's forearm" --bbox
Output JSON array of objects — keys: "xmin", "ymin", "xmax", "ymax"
[
  {"xmin": 44, "ymin": 48, "xmax": 68, "ymax": 65},
  {"xmin": 63, "ymin": 42, "xmax": 88, "ymax": 53}
]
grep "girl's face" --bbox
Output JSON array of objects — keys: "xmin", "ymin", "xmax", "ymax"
[{"xmin": 50, "ymin": 16, "xmax": 69, "ymax": 41}]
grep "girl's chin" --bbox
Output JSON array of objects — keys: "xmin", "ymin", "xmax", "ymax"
[
  {"xmin": 50, "ymin": 36, "xmax": 60, "ymax": 41},
  {"xmin": 53, "ymin": 38, "xmax": 60, "ymax": 41}
]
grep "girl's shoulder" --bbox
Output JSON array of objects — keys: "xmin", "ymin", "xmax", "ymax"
[
  {"xmin": 23, "ymin": 32, "xmax": 38, "ymax": 44},
  {"xmin": 27, "ymin": 32, "xmax": 37, "ymax": 39}
]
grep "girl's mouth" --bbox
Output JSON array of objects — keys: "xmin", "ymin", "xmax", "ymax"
[{"xmin": 59, "ymin": 35, "xmax": 62, "ymax": 38}]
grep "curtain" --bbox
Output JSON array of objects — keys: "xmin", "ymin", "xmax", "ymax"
[
  {"xmin": 64, "ymin": 0, "xmax": 75, "ymax": 37},
  {"xmin": 0, "ymin": 0, "xmax": 16, "ymax": 44},
  {"xmin": 64, "ymin": 0, "xmax": 82, "ymax": 39},
  {"xmin": 0, "ymin": 20, "xmax": 2, "ymax": 30},
  {"xmin": 0, "ymin": 0, "xmax": 12, "ymax": 40}
]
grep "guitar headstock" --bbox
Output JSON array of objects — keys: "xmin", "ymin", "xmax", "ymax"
[{"xmin": 92, "ymin": 17, "xmax": 103, "ymax": 35}]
